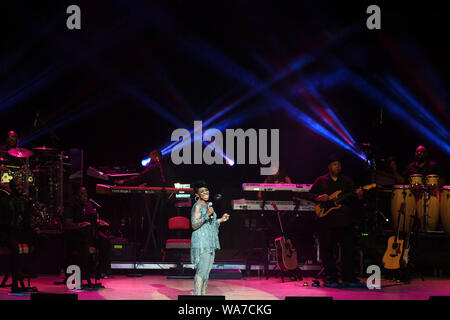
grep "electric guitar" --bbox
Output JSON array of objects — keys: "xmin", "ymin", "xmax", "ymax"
[
  {"xmin": 382, "ymin": 202, "xmax": 405, "ymax": 270},
  {"xmin": 314, "ymin": 184, "xmax": 377, "ymax": 218}
]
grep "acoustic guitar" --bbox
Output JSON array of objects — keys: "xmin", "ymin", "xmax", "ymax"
[
  {"xmin": 274, "ymin": 236, "xmax": 298, "ymax": 271},
  {"xmin": 382, "ymin": 202, "xmax": 406, "ymax": 270},
  {"xmin": 314, "ymin": 184, "xmax": 377, "ymax": 218},
  {"xmin": 272, "ymin": 202, "xmax": 299, "ymax": 272}
]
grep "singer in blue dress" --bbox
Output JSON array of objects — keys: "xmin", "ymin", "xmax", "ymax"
[{"xmin": 191, "ymin": 181, "xmax": 230, "ymax": 295}]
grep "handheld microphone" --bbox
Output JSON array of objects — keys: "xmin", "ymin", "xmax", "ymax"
[{"xmin": 208, "ymin": 202, "xmax": 214, "ymax": 219}]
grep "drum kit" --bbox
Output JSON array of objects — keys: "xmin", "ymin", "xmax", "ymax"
[
  {"xmin": 0, "ymin": 146, "xmax": 64, "ymax": 229},
  {"xmin": 391, "ymin": 174, "xmax": 450, "ymax": 234}
]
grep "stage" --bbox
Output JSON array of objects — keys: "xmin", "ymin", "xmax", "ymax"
[
  {"xmin": 1, "ymin": 2, "xmax": 450, "ymax": 313},
  {"xmin": 1, "ymin": 274, "xmax": 450, "ymax": 300}
]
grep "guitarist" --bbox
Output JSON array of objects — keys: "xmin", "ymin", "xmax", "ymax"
[{"xmin": 308, "ymin": 154, "xmax": 365, "ymax": 288}]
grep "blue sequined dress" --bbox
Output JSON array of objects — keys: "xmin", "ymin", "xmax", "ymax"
[{"xmin": 190, "ymin": 202, "xmax": 221, "ymax": 268}]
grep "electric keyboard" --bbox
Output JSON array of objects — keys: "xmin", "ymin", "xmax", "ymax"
[
  {"xmin": 87, "ymin": 166, "xmax": 140, "ymax": 182},
  {"xmin": 96, "ymin": 184, "xmax": 193, "ymax": 195},
  {"xmin": 242, "ymin": 183, "xmax": 312, "ymax": 192},
  {"xmin": 232, "ymin": 199, "xmax": 314, "ymax": 211}
]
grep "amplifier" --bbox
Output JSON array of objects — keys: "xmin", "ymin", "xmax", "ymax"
[{"xmin": 111, "ymin": 240, "xmax": 136, "ymax": 261}]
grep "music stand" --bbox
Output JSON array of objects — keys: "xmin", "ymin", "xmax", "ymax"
[{"xmin": 143, "ymin": 189, "xmax": 167, "ymax": 258}]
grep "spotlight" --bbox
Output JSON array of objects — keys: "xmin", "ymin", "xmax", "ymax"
[{"xmin": 141, "ymin": 158, "xmax": 151, "ymax": 167}]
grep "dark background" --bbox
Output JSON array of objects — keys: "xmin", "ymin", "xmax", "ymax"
[{"xmin": 1, "ymin": 1, "xmax": 449, "ymax": 256}]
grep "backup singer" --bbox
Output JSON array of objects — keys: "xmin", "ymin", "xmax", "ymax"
[
  {"xmin": 308, "ymin": 155, "xmax": 365, "ymax": 288},
  {"xmin": 191, "ymin": 181, "xmax": 230, "ymax": 296}
]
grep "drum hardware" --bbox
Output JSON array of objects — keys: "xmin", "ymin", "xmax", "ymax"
[
  {"xmin": 33, "ymin": 146, "xmax": 57, "ymax": 152},
  {"xmin": 0, "ymin": 187, "xmax": 10, "ymax": 196},
  {"xmin": 1, "ymin": 145, "xmax": 69, "ymax": 230}
]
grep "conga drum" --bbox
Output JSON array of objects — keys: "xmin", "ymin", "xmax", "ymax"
[
  {"xmin": 440, "ymin": 186, "xmax": 450, "ymax": 233},
  {"xmin": 409, "ymin": 174, "xmax": 424, "ymax": 188},
  {"xmin": 391, "ymin": 185, "xmax": 416, "ymax": 234},
  {"xmin": 416, "ymin": 175, "xmax": 440, "ymax": 231},
  {"xmin": 426, "ymin": 174, "xmax": 440, "ymax": 194}
]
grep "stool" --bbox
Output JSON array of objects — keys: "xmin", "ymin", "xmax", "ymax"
[
  {"xmin": 165, "ymin": 217, "xmax": 192, "ymax": 278},
  {"xmin": 245, "ymin": 227, "xmax": 269, "ymax": 278},
  {"xmin": 54, "ymin": 245, "xmax": 102, "ymax": 287}
]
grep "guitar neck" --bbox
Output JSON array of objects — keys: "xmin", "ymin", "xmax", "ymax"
[{"xmin": 333, "ymin": 184, "xmax": 375, "ymax": 202}]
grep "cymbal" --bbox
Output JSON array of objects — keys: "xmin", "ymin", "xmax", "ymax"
[
  {"xmin": 33, "ymin": 146, "xmax": 57, "ymax": 151},
  {"xmin": 0, "ymin": 157, "xmax": 7, "ymax": 162},
  {"xmin": 8, "ymin": 148, "xmax": 34, "ymax": 158}
]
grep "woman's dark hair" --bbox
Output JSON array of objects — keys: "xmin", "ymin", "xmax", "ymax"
[{"xmin": 193, "ymin": 180, "xmax": 208, "ymax": 194}]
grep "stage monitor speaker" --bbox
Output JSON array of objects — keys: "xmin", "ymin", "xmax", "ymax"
[
  {"xmin": 210, "ymin": 269, "xmax": 242, "ymax": 280},
  {"xmin": 285, "ymin": 296, "xmax": 332, "ymax": 300},
  {"xmin": 31, "ymin": 293, "xmax": 78, "ymax": 300},
  {"xmin": 429, "ymin": 296, "xmax": 450, "ymax": 301},
  {"xmin": 178, "ymin": 295, "xmax": 225, "ymax": 300}
]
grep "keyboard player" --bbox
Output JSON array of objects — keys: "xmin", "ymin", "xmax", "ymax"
[
  {"xmin": 257, "ymin": 167, "xmax": 292, "ymax": 200},
  {"xmin": 115, "ymin": 149, "xmax": 174, "ymax": 187},
  {"xmin": 114, "ymin": 149, "xmax": 175, "ymax": 258}
]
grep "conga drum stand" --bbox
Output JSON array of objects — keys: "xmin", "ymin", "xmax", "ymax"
[{"xmin": 401, "ymin": 211, "xmax": 424, "ymax": 282}]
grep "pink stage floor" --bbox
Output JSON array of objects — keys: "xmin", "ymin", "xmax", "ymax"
[{"xmin": 1, "ymin": 275, "xmax": 450, "ymax": 300}]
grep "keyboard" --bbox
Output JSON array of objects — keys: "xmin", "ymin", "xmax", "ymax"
[
  {"xmin": 96, "ymin": 184, "xmax": 193, "ymax": 195},
  {"xmin": 242, "ymin": 183, "xmax": 312, "ymax": 192},
  {"xmin": 87, "ymin": 166, "xmax": 140, "ymax": 182},
  {"xmin": 231, "ymin": 199, "xmax": 314, "ymax": 211}
]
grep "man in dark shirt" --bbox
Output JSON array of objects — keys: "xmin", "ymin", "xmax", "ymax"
[
  {"xmin": 64, "ymin": 186, "xmax": 111, "ymax": 285},
  {"xmin": 0, "ymin": 131, "xmax": 19, "ymax": 164},
  {"xmin": 308, "ymin": 154, "xmax": 364, "ymax": 288},
  {"xmin": 0, "ymin": 130, "xmax": 19, "ymax": 152},
  {"xmin": 402, "ymin": 146, "xmax": 445, "ymax": 186},
  {"xmin": 0, "ymin": 177, "xmax": 38, "ymax": 293}
]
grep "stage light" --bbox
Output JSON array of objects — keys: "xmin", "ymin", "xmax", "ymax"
[
  {"xmin": 281, "ymin": 99, "xmax": 367, "ymax": 161},
  {"xmin": 344, "ymin": 70, "xmax": 450, "ymax": 155},
  {"xmin": 385, "ymin": 76, "xmax": 449, "ymax": 142}
]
